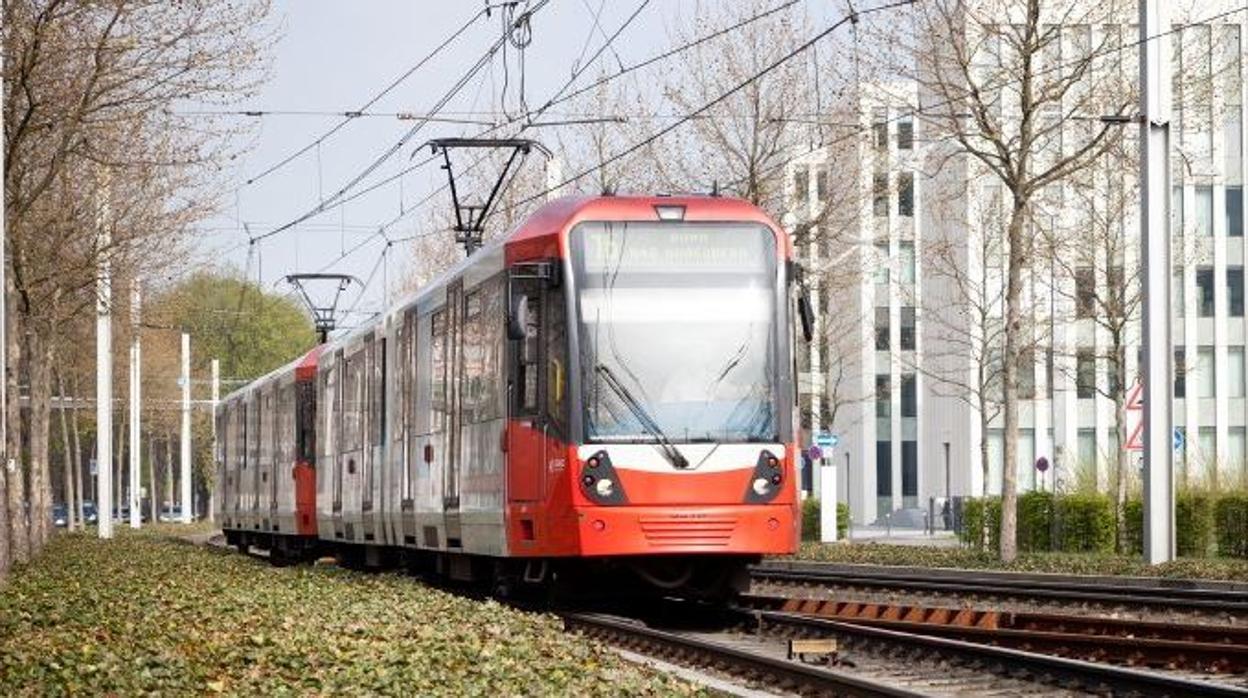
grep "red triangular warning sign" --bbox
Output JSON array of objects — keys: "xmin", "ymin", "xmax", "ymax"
[
  {"xmin": 1125, "ymin": 420, "xmax": 1144, "ymax": 451},
  {"xmin": 1125, "ymin": 381, "xmax": 1144, "ymax": 411}
]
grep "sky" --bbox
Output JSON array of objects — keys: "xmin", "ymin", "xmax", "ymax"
[{"xmin": 198, "ymin": 0, "xmax": 841, "ymax": 330}]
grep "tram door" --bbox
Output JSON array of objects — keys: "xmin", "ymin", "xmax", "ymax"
[{"xmin": 444, "ymin": 280, "xmax": 464, "ymax": 547}]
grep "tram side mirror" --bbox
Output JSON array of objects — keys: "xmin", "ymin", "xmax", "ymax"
[
  {"xmin": 507, "ymin": 293, "xmax": 529, "ymax": 341},
  {"xmin": 797, "ymin": 292, "xmax": 815, "ymax": 343}
]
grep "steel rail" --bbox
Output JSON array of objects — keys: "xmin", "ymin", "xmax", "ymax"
[
  {"xmin": 561, "ymin": 612, "xmax": 924, "ymax": 698},
  {"xmin": 751, "ymin": 609, "xmax": 1248, "ymax": 697},
  {"xmin": 753, "ymin": 562, "xmax": 1248, "ymax": 613}
]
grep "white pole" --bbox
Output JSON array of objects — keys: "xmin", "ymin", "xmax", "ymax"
[
  {"xmin": 96, "ymin": 170, "xmax": 113, "ymax": 539},
  {"xmin": 180, "ymin": 332, "xmax": 192, "ymax": 523},
  {"xmin": 820, "ymin": 453, "xmax": 838, "ymax": 543},
  {"xmin": 129, "ymin": 280, "xmax": 141, "ymax": 529},
  {"xmin": 209, "ymin": 358, "xmax": 219, "ymax": 523},
  {"xmin": 1140, "ymin": 0, "xmax": 1175, "ymax": 564}
]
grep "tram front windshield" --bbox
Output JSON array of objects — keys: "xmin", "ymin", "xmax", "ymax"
[{"xmin": 570, "ymin": 221, "xmax": 780, "ymax": 445}]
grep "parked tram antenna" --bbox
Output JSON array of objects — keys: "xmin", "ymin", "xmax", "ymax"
[
  {"xmin": 421, "ymin": 137, "xmax": 551, "ymax": 256},
  {"xmin": 284, "ymin": 273, "xmax": 359, "ymax": 343}
]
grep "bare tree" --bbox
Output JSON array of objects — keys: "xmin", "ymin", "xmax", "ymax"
[
  {"xmin": 2, "ymin": 0, "xmax": 274, "ymax": 563},
  {"xmin": 853, "ymin": 0, "xmax": 1136, "ymax": 560}
]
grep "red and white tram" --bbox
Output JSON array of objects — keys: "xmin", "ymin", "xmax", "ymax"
[{"xmin": 217, "ymin": 194, "xmax": 802, "ymax": 595}]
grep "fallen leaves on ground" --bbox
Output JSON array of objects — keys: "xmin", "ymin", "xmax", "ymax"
[{"xmin": 0, "ymin": 531, "xmax": 701, "ymax": 696}]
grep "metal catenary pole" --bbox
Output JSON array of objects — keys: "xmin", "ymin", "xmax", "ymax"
[
  {"xmin": 209, "ymin": 358, "xmax": 219, "ymax": 523},
  {"xmin": 129, "ymin": 280, "xmax": 141, "ymax": 529},
  {"xmin": 180, "ymin": 332, "xmax": 191, "ymax": 523},
  {"xmin": 96, "ymin": 169, "xmax": 113, "ymax": 539},
  {"xmin": 1139, "ymin": 0, "xmax": 1175, "ymax": 564}
]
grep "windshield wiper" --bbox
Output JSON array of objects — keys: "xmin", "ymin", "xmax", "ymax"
[{"xmin": 595, "ymin": 364, "xmax": 689, "ymax": 469}]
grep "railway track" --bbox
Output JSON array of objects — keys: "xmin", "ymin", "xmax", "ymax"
[
  {"xmin": 564, "ymin": 605, "xmax": 1248, "ymax": 696},
  {"xmin": 743, "ymin": 594, "xmax": 1248, "ymax": 673},
  {"xmin": 752, "ymin": 561, "xmax": 1248, "ymax": 617}
]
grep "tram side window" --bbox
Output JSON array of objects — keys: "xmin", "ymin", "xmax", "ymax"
[
  {"xmin": 513, "ymin": 279, "xmax": 542, "ymax": 416},
  {"xmin": 248, "ymin": 398, "xmax": 260, "ymax": 474},
  {"xmin": 279, "ymin": 384, "xmax": 296, "ymax": 467},
  {"xmin": 370, "ymin": 337, "xmax": 386, "ymax": 446},
  {"xmin": 462, "ymin": 283, "xmax": 503, "ymax": 424},
  {"xmin": 343, "ymin": 350, "xmax": 364, "ymax": 452},
  {"xmin": 298, "ymin": 379, "xmax": 316, "ymax": 466},
  {"xmin": 260, "ymin": 390, "xmax": 275, "ymax": 470},
  {"xmin": 544, "ymin": 285, "xmax": 568, "ymax": 436},
  {"xmin": 235, "ymin": 404, "xmax": 246, "ymax": 471},
  {"xmin": 431, "ymin": 310, "xmax": 448, "ymax": 433}
]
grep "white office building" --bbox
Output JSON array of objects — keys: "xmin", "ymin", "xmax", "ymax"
[{"xmin": 792, "ymin": 3, "xmax": 1248, "ymax": 525}]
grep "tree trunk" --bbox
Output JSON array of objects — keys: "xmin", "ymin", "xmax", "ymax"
[
  {"xmin": 999, "ymin": 201, "xmax": 1027, "ymax": 563},
  {"xmin": 147, "ymin": 435, "xmax": 156, "ymax": 524},
  {"xmin": 1113, "ymin": 353, "xmax": 1128, "ymax": 553},
  {"xmin": 57, "ymin": 369, "xmax": 76, "ymax": 532},
  {"xmin": 114, "ymin": 405, "xmax": 126, "ymax": 517},
  {"xmin": 6, "ymin": 278, "xmax": 28, "ymax": 564},
  {"xmin": 26, "ymin": 330, "xmax": 54, "ymax": 551},
  {"xmin": 70, "ymin": 375, "xmax": 84, "ymax": 526}
]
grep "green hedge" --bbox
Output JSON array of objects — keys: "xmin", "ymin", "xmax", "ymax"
[
  {"xmin": 1054, "ymin": 493, "xmax": 1115, "ymax": 553},
  {"xmin": 959, "ymin": 497, "xmax": 1001, "ymax": 551},
  {"xmin": 801, "ymin": 498, "xmax": 850, "ymax": 541},
  {"xmin": 1016, "ymin": 491, "xmax": 1054, "ymax": 553},
  {"xmin": 1216, "ymin": 495, "xmax": 1248, "ymax": 558},
  {"xmin": 1122, "ymin": 499, "xmax": 1144, "ymax": 556},
  {"xmin": 1176, "ymin": 492, "xmax": 1217, "ymax": 557},
  {"xmin": 961, "ymin": 491, "xmax": 1248, "ymax": 559}
]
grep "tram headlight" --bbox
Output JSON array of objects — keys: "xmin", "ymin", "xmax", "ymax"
[
  {"xmin": 752, "ymin": 477, "xmax": 773, "ymax": 496},
  {"xmin": 595, "ymin": 478, "xmax": 615, "ymax": 498}
]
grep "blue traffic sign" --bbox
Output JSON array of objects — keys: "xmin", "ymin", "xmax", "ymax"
[
  {"xmin": 814, "ymin": 432, "xmax": 838, "ymax": 449},
  {"xmin": 1174, "ymin": 428, "xmax": 1185, "ymax": 452}
]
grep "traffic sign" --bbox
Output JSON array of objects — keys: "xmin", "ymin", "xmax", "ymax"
[
  {"xmin": 1035, "ymin": 456, "xmax": 1049, "ymax": 473},
  {"xmin": 814, "ymin": 431, "xmax": 838, "ymax": 449},
  {"xmin": 807, "ymin": 445, "xmax": 823, "ymax": 461}
]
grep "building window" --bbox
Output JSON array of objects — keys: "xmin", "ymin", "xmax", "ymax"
[
  {"xmin": 902, "ymin": 440, "xmax": 918, "ymax": 506},
  {"xmin": 1076, "ymin": 349, "xmax": 1096, "ymax": 399},
  {"xmin": 815, "ymin": 166, "xmax": 829, "ymax": 203},
  {"xmin": 898, "ymin": 172, "xmax": 914, "ymax": 217},
  {"xmin": 1078, "ymin": 428, "xmax": 1097, "ymax": 471},
  {"xmin": 876, "ymin": 374, "xmax": 891, "ymax": 418},
  {"xmin": 1231, "ymin": 346, "xmax": 1246, "ymax": 398},
  {"xmin": 873, "ymin": 173, "xmax": 889, "ymax": 217},
  {"xmin": 1197, "ymin": 267, "xmax": 1215, "ymax": 317},
  {"xmin": 1231, "ymin": 427, "xmax": 1247, "ymax": 473},
  {"xmin": 1196, "ymin": 345, "xmax": 1216, "ymax": 398},
  {"xmin": 792, "ymin": 166, "xmax": 809, "ymax": 206},
  {"xmin": 1046, "ymin": 348, "xmax": 1054, "ymax": 398},
  {"xmin": 873, "ymin": 107, "xmax": 888, "ymax": 150},
  {"xmin": 1018, "ymin": 348, "xmax": 1036, "ymax": 399},
  {"xmin": 900, "ymin": 306, "xmax": 916, "ymax": 350},
  {"xmin": 1076, "ymin": 267, "xmax": 1095, "ymax": 318},
  {"xmin": 901, "ymin": 373, "xmax": 917, "ymax": 417},
  {"xmin": 1229, "ymin": 186, "xmax": 1243, "ymax": 238},
  {"xmin": 1175, "ymin": 347, "xmax": 1187, "ymax": 398},
  {"xmin": 1174, "ymin": 267, "xmax": 1185, "ymax": 315},
  {"xmin": 899, "ymin": 241, "xmax": 916, "ymax": 284},
  {"xmin": 1230, "ymin": 267, "xmax": 1244, "ymax": 316},
  {"xmin": 875, "ymin": 307, "xmax": 890, "ymax": 350},
  {"xmin": 874, "ymin": 241, "xmax": 889, "ymax": 284},
  {"xmin": 1199, "ymin": 427, "xmax": 1217, "ymax": 467},
  {"xmin": 897, "ymin": 116, "xmax": 914, "ymax": 150},
  {"xmin": 876, "ymin": 440, "xmax": 892, "ymax": 499},
  {"xmin": 1196, "ymin": 185, "xmax": 1213, "ymax": 236}
]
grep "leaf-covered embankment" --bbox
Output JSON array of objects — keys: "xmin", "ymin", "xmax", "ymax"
[{"xmin": 0, "ymin": 532, "xmax": 698, "ymax": 695}]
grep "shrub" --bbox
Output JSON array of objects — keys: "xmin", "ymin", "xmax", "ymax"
[
  {"xmin": 1055, "ymin": 492, "xmax": 1114, "ymax": 553},
  {"xmin": 1121, "ymin": 498, "xmax": 1144, "ymax": 556},
  {"xmin": 800, "ymin": 498, "xmax": 850, "ymax": 541},
  {"xmin": 1216, "ymin": 494, "xmax": 1248, "ymax": 558},
  {"xmin": 1016, "ymin": 491, "xmax": 1054, "ymax": 552},
  {"xmin": 1176, "ymin": 491, "xmax": 1216, "ymax": 557},
  {"xmin": 959, "ymin": 497, "xmax": 1001, "ymax": 551}
]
